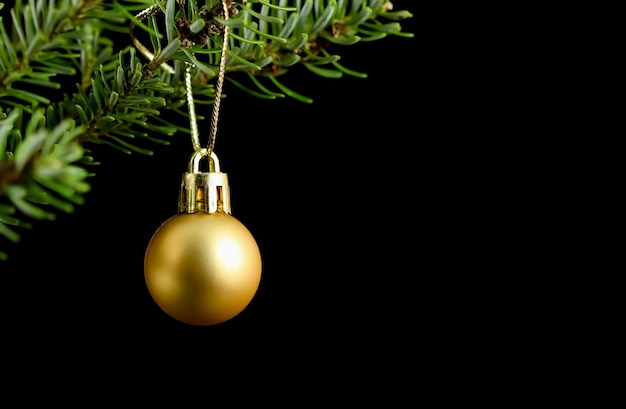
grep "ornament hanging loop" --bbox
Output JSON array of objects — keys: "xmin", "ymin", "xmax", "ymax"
[{"xmin": 189, "ymin": 148, "xmax": 221, "ymax": 173}]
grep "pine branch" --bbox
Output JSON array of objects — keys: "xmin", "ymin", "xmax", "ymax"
[{"xmin": 0, "ymin": 0, "xmax": 414, "ymax": 261}]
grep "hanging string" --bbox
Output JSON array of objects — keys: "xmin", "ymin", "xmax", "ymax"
[
  {"xmin": 187, "ymin": 1, "xmax": 230, "ymax": 155},
  {"xmin": 131, "ymin": 1, "xmax": 231, "ymax": 155},
  {"xmin": 185, "ymin": 61, "xmax": 200, "ymax": 149}
]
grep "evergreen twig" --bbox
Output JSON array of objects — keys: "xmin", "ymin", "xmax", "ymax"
[{"xmin": 0, "ymin": 0, "xmax": 413, "ymax": 261}]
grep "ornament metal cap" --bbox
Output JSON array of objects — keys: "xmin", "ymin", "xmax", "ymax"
[{"xmin": 178, "ymin": 148, "xmax": 231, "ymax": 215}]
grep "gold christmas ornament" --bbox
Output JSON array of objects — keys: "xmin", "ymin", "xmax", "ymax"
[
  {"xmin": 135, "ymin": 2, "xmax": 261, "ymax": 325},
  {"xmin": 145, "ymin": 151, "xmax": 262, "ymax": 326}
]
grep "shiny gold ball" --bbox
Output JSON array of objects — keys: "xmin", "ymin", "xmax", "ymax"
[{"xmin": 144, "ymin": 212, "xmax": 262, "ymax": 326}]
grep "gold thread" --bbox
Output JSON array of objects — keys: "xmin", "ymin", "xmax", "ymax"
[
  {"xmin": 132, "ymin": 1, "xmax": 231, "ymax": 156},
  {"xmin": 206, "ymin": 1, "xmax": 230, "ymax": 155}
]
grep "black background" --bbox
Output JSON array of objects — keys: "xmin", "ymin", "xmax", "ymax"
[{"xmin": 1, "ymin": 1, "xmax": 440, "ymax": 392}]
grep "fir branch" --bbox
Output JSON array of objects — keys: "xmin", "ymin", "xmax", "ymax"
[
  {"xmin": 0, "ymin": 0, "xmax": 127, "ymax": 107},
  {"xmin": 0, "ymin": 107, "xmax": 89, "ymax": 256},
  {"xmin": 129, "ymin": 0, "xmax": 414, "ymax": 101},
  {"xmin": 62, "ymin": 48, "xmax": 180, "ymax": 150},
  {"xmin": 0, "ymin": 0, "xmax": 414, "ymax": 261}
]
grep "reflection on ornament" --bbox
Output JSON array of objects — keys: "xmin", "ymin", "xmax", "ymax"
[{"xmin": 144, "ymin": 150, "xmax": 261, "ymax": 326}]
